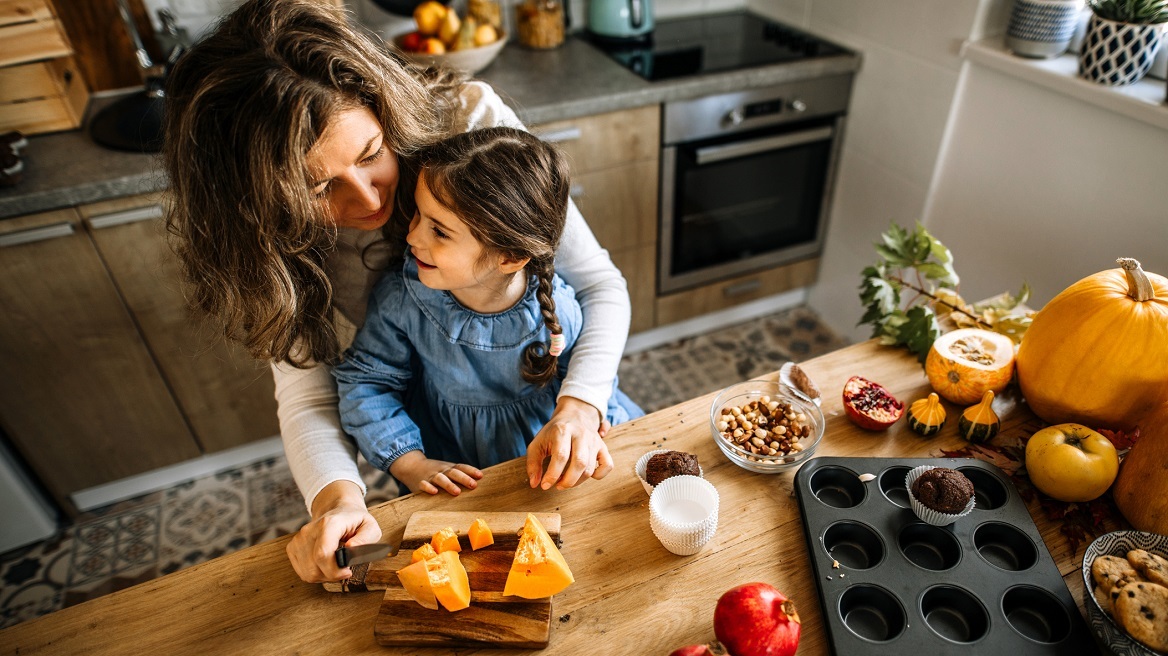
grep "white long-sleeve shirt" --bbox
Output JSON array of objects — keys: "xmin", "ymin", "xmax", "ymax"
[{"xmin": 272, "ymin": 81, "xmax": 632, "ymax": 511}]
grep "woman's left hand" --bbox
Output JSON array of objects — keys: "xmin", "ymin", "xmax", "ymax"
[{"xmin": 526, "ymin": 396, "xmax": 613, "ymax": 490}]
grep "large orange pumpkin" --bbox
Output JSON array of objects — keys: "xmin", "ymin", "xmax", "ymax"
[
  {"xmin": 925, "ymin": 328, "xmax": 1015, "ymax": 405},
  {"xmin": 1016, "ymin": 258, "xmax": 1168, "ymax": 430}
]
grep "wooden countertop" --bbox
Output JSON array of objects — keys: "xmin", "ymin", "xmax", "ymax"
[{"xmin": 0, "ymin": 339, "xmax": 1112, "ymax": 654}]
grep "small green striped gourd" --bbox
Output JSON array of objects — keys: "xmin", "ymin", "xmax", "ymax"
[
  {"xmin": 958, "ymin": 390, "xmax": 999, "ymax": 443},
  {"xmin": 908, "ymin": 393, "xmax": 946, "ymax": 437}
]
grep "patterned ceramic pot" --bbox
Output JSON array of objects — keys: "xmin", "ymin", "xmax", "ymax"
[
  {"xmin": 1078, "ymin": 13, "xmax": 1165, "ymax": 85},
  {"xmin": 1006, "ymin": 0, "xmax": 1083, "ymax": 59},
  {"xmin": 1081, "ymin": 530, "xmax": 1168, "ymax": 655}
]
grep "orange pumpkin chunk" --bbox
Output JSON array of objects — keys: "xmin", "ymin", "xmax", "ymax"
[
  {"xmin": 411, "ymin": 543, "xmax": 438, "ymax": 563},
  {"xmin": 396, "ymin": 550, "xmax": 471, "ymax": 612},
  {"xmin": 431, "ymin": 527, "xmax": 461, "ymax": 553},
  {"xmin": 503, "ymin": 513, "xmax": 573, "ymax": 599},
  {"xmin": 468, "ymin": 518, "xmax": 494, "ymax": 550}
]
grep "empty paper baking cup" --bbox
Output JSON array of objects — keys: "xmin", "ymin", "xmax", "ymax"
[
  {"xmin": 649, "ymin": 475, "xmax": 719, "ymax": 556},
  {"xmin": 905, "ymin": 465, "xmax": 976, "ymax": 527},
  {"xmin": 635, "ymin": 449, "xmax": 705, "ymax": 496}
]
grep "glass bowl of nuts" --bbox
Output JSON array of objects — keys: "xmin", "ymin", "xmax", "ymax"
[{"xmin": 710, "ymin": 379, "xmax": 825, "ymax": 473}]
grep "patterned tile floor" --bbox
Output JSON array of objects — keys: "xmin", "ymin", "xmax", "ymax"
[{"xmin": 0, "ymin": 305, "xmax": 846, "ymax": 629}]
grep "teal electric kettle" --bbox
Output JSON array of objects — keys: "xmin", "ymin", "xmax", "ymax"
[{"xmin": 588, "ymin": 0, "xmax": 654, "ymax": 42}]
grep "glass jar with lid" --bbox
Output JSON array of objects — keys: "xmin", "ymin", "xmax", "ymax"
[{"xmin": 516, "ymin": 0, "xmax": 565, "ymax": 49}]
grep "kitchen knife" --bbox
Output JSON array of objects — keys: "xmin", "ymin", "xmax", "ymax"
[{"xmin": 335, "ymin": 543, "xmax": 392, "ymax": 568}]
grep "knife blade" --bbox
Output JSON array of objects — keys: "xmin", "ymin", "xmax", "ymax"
[{"xmin": 335, "ymin": 543, "xmax": 392, "ymax": 568}]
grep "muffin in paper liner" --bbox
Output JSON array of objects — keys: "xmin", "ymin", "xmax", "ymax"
[
  {"xmin": 648, "ymin": 475, "xmax": 719, "ymax": 556},
  {"xmin": 635, "ymin": 449, "xmax": 704, "ymax": 496},
  {"xmin": 905, "ymin": 465, "xmax": 975, "ymax": 526}
]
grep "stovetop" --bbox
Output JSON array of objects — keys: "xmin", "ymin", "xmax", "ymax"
[{"xmin": 586, "ymin": 11, "xmax": 848, "ymax": 82}]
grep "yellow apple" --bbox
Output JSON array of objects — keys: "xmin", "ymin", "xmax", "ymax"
[
  {"xmin": 473, "ymin": 23, "xmax": 498, "ymax": 47},
  {"xmin": 413, "ymin": 1, "xmax": 447, "ymax": 36},
  {"xmin": 1025, "ymin": 423, "xmax": 1118, "ymax": 502}
]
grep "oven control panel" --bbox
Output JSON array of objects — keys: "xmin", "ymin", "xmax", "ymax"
[{"xmin": 664, "ymin": 73, "xmax": 853, "ymax": 145}]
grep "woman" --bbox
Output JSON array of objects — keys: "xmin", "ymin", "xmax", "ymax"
[{"xmin": 162, "ymin": 0, "xmax": 631, "ymax": 583}]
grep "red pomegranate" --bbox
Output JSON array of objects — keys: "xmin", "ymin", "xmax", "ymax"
[{"xmin": 842, "ymin": 375, "xmax": 903, "ymax": 430}]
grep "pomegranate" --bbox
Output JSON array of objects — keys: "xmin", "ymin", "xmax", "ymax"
[
  {"xmin": 714, "ymin": 583, "xmax": 801, "ymax": 656},
  {"xmin": 667, "ymin": 643, "xmax": 726, "ymax": 656},
  {"xmin": 842, "ymin": 375, "xmax": 904, "ymax": 430}
]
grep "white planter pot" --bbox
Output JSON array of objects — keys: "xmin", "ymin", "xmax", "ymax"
[{"xmin": 1078, "ymin": 14, "xmax": 1165, "ymax": 85}]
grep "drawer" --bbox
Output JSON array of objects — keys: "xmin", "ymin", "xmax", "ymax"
[
  {"xmin": 530, "ymin": 105, "xmax": 660, "ymax": 173},
  {"xmin": 0, "ymin": 0, "xmax": 69, "ymax": 68},
  {"xmin": 655, "ymin": 257, "xmax": 820, "ymax": 326},
  {"xmin": 0, "ymin": 56, "xmax": 87, "ymax": 134},
  {"xmin": 570, "ymin": 158, "xmax": 659, "ymax": 250}
]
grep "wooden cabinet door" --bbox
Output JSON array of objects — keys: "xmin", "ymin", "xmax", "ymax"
[
  {"xmin": 0, "ymin": 207, "xmax": 199, "ymax": 508},
  {"xmin": 81, "ymin": 195, "xmax": 280, "ymax": 454}
]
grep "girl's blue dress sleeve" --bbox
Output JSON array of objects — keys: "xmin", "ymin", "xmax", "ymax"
[{"xmin": 332, "ymin": 273, "xmax": 422, "ymax": 473}]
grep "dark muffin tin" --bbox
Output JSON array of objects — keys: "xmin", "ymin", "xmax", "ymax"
[{"xmin": 794, "ymin": 457, "xmax": 1099, "ymax": 655}]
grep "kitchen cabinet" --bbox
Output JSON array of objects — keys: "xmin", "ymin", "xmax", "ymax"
[
  {"xmin": 655, "ymin": 257, "xmax": 820, "ymax": 326},
  {"xmin": 530, "ymin": 105, "xmax": 660, "ymax": 334},
  {"xmin": 0, "ymin": 194, "xmax": 278, "ymax": 515}
]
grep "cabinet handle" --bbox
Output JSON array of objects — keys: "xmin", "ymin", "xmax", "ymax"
[
  {"xmin": 723, "ymin": 279, "xmax": 761, "ymax": 297},
  {"xmin": 0, "ymin": 222, "xmax": 75, "ymax": 247},
  {"xmin": 85, "ymin": 205, "xmax": 164, "ymax": 230},
  {"xmin": 695, "ymin": 126, "xmax": 834, "ymax": 165},
  {"xmin": 534, "ymin": 127, "xmax": 582, "ymax": 143}
]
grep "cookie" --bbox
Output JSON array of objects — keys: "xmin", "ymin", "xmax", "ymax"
[
  {"xmin": 1128, "ymin": 549, "xmax": 1168, "ymax": 587},
  {"xmin": 1114, "ymin": 581, "xmax": 1168, "ymax": 653},
  {"xmin": 1094, "ymin": 585, "xmax": 1114, "ymax": 617},
  {"xmin": 1094, "ymin": 554, "xmax": 1141, "ymax": 593}
]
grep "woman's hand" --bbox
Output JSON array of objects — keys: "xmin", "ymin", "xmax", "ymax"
[
  {"xmin": 390, "ymin": 450, "xmax": 484, "ymax": 496},
  {"xmin": 286, "ymin": 480, "xmax": 381, "ymax": 583},
  {"xmin": 526, "ymin": 396, "xmax": 614, "ymax": 490}
]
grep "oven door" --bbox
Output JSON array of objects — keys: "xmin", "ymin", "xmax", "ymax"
[{"xmin": 658, "ymin": 116, "xmax": 842, "ymax": 294}]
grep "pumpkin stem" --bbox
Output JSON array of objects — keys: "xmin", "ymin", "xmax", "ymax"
[{"xmin": 1117, "ymin": 258, "xmax": 1155, "ymax": 302}]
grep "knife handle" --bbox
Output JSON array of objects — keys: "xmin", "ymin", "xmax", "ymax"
[{"xmin": 335, "ymin": 547, "xmax": 348, "ymax": 568}]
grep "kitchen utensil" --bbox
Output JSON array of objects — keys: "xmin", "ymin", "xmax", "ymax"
[
  {"xmin": 794, "ymin": 457, "xmax": 1098, "ymax": 655},
  {"xmin": 587, "ymin": 0, "xmax": 653, "ymax": 43},
  {"xmin": 334, "ymin": 542, "xmax": 393, "ymax": 568},
  {"xmin": 709, "ymin": 379, "xmax": 825, "ymax": 473},
  {"xmin": 329, "ymin": 511, "xmax": 561, "ymax": 648},
  {"xmin": 1081, "ymin": 530, "xmax": 1168, "ymax": 656}
]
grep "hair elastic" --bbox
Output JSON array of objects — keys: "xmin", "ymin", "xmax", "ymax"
[{"xmin": 548, "ymin": 333, "xmax": 566, "ymax": 357}]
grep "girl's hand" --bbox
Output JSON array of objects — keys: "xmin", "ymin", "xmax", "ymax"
[
  {"xmin": 527, "ymin": 396, "xmax": 614, "ymax": 490},
  {"xmin": 286, "ymin": 480, "xmax": 381, "ymax": 583},
  {"xmin": 391, "ymin": 450, "xmax": 483, "ymax": 496}
]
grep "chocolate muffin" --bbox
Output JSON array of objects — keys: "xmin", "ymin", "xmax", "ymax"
[
  {"xmin": 911, "ymin": 467, "xmax": 974, "ymax": 514},
  {"xmin": 645, "ymin": 451, "xmax": 700, "ymax": 486}
]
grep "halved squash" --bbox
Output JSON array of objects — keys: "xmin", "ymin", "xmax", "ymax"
[
  {"xmin": 925, "ymin": 328, "xmax": 1015, "ymax": 405},
  {"xmin": 468, "ymin": 518, "xmax": 494, "ymax": 550},
  {"xmin": 503, "ymin": 513, "xmax": 574, "ymax": 599},
  {"xmin": 396, "ymin": 549, "xmax": 470, "ymax": 612},
  {"xmin": 411, "ymin": 543, "xmax": 438, "ymax": 563},
  {"xmin": 431, "ymin": 527, "xmax": 461, "ymax": 553}
]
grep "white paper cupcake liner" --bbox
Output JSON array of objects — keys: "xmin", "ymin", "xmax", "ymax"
[
  {"xmin": 635, "ymin": 449, "xmax": 704, "ymax": 496},
  {"xmin": 905, "ymin": 465, "xmax": 976, "ymax": 527},
  {"xmin": 648, "ymin": 475, "xmax": 719, "ymax": 555}
]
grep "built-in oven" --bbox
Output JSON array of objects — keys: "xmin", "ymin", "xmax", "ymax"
[{"xmin": 658, "ymin": 74, "xmax": 853, "ymax": 294}]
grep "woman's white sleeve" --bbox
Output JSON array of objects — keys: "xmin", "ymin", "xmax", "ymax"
[
  {"xmin": 271, "ymin": 356, "xmax": 366, "ymax": 513},
  {"xmin": 460, "ymin": 80, "xmax": 633, "ymax": 415}
]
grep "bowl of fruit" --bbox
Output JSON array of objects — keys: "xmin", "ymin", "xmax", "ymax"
[{"xmin": 392, "ymin": 0, "xmax": 506, "ymax": 74}]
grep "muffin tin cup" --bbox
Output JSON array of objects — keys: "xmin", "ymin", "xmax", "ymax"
[
  {"xmin": 648, "ymin": 475, "xmax": 719, "ymax": 556},
  {"xmin": 905, "ymin": 465, "xmax": 977, "ymax": 526},
  {"xmin": 635, "ymin": 449, "xmax": 704, "ymax": 496},
  {"xmin": 795, "ymin": 457, "xmax": 1098, "ymax": 655}
]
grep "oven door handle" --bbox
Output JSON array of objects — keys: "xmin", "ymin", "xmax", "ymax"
[{"xmin": 694, "ymin": 126, "xmax": 834, "ymax": 165}]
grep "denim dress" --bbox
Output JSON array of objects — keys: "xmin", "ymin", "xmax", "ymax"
[{"xmin": 333, "ymin": 257, "xmax": 642, "ymax": 473}]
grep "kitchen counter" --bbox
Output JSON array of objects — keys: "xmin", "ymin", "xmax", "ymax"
[
  {"xmin": 0, "ymin": 339, "xmax": 1114, "ymax": 654},
  {"xmin": 0, "ymin": 35, "xmax": 860, "ymax": 219}
]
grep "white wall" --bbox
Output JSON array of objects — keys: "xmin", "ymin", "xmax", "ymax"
[
  {"xmin": 923, "ymin": 64, "xmax": 1168, "ymax": 307},
  {"xmin": 746, "ymin": 0, "xmax": 1011, "ymax": 341}
]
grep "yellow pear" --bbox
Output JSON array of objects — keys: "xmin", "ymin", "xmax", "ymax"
[{"xmin": 438, "ymin": 9, "xmax": 461, "ymax": 46}]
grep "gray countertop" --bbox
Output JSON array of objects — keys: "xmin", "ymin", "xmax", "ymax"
[{"xmin": 0, "ymin": 34, "xmax": 859, "ymax": 219}]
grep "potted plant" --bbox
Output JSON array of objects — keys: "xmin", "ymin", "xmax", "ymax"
[{"xmin": 1079, "ymin": 0, "xmax": 1168, "ymax": 84}]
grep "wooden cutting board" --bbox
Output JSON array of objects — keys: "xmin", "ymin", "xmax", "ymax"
[{"xmin": 371, "ymin": 511, "xmax": 562, "ymax": 649}]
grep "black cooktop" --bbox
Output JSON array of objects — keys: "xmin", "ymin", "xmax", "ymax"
[{"xmin": 587, "ymin": 11, "xmax": 847, "ymax": 81}]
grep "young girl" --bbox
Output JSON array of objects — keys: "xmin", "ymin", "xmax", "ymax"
[{"xmin": 332, "ymin": 127, "xmax": 642, "ymax": 495}]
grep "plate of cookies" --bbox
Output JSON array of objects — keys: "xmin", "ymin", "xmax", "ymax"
[{"xmin": 1082, "ymin": 530, "xmax": 1168, "ymax": 655}]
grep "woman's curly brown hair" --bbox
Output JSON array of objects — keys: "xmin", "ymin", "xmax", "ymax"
[{"xmin": 163, "ymin": 0, "xmax": 465, "ymax": 366}]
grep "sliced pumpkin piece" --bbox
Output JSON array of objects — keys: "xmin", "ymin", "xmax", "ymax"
[
  {"xmin": 504, "ymin": 513, "xmax": 574, "ymax": 599},
  {"xmin": 428, "ymin": 550, "xmax": 471, "ymax": 612},
  {"xmin": 468, "ymin": 518, "xmax": 494, "ymax": 550},
  {"xmin": 396, "ymin": 559, "xmax": 439, "ymax": 610},
  {"xmin": 431, "ymin": 526, "xmax": 461, "ymax": 553},
  {"xmin": 411, "ymin": 542, "xmax": 438, "ymax": 563}
]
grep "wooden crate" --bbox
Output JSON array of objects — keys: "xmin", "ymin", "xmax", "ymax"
[{"xmin": 0, "ymin": 0, "xmax": 89, "ymax": 135}]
